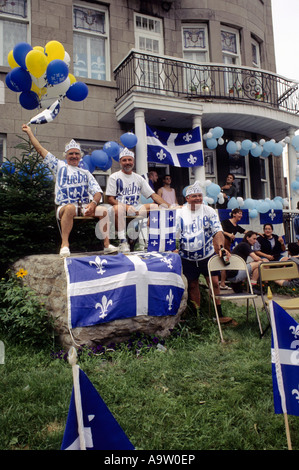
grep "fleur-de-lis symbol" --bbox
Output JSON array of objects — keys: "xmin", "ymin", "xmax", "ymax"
[
  {"xmin": 166, "ymin": 289, "xmax": 174, "ymax": 310},
  {"xmin": 183, "ymin": 132, "xmax": 193, "ymax": 143},
  {"xmin": 187, "ymin": 154, "xmax": 197, "ymax": 165},
  {"xmin": 292, "ymin": 387, "xmax": 299, "ymax": 402},
  {"xmin": 89, "ymin": 256, "xmax": 107, "ymax": 275},
  {"xmin": 95, "ymin": 295, "xmax": 113, "ymax": 319},
  {"xmin": 156, "ymin": 149, "xmax": 166, "ymax": 161},
  {"xmin": 290, "ymin": 325, "xmax": 299, "ymax": 338}
]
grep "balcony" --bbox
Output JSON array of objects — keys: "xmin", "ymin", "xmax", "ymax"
[{"xmin": 114, "ymin": 50, "xmax": 299, "ymax": 116}]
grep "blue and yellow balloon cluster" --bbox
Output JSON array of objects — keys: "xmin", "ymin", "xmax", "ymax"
[{"xmin": 5, "ymin": 41, "xmax": 88, "ymax": 110}]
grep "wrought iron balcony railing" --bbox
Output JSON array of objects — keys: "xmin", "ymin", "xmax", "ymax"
[{"xmin": 114, "ymin": 50, "xmax": 299, "ymax": 114}]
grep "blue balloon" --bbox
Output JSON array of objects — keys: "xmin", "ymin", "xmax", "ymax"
[
  {"xmin": 19, "ymin": 91, "xmax": 40, "ymax": 110},
  {"xmin": 212, "ymin": 127, "xmax": 224, "ymax": 139},
  {"xmin": 6, "ymin": 67, "xmax": 32, "ymax": 92},
  {"xmin": 91, "ymin": 150, "xmax": 110, "ymax": 170},
  {"xmin": 261, "ymin": 149, "xmax": 270, "ymax": 157},
  {"xmin": 259, "ymin": 201, "xmax": 270, "ymax": 213},
  {"xmin": 82, "ymin": 155, "xmax": 95, "ymax": 173},
  {"xmin": 207, "ymin": 183, "xmax": 220, "ymax": 197},
  {"xmin": 46, "ymin": 59, "xmax": 69, "ymax": 85},
  {"xmin": 291, "ymin": 135, "xmax": 299, "ymax": 149},
  {"xmin": 263, "ymin": 141, "xmax": 275, "ymax": 153},
  {"xmin": 206, "ymin": 138, "xmax": 218, "ymax": 149},
  {"xmin": 249, "ymin": 209, "xmax": 258, "ymax": 218},
  {"xmin": 226, "ymin": 141, "xmax": 237, "ymax": 154},
  {"xmin": 66, "ymin": 81, "xmax": 88, "ymax": 101},
  {"xmin": 291, "ymin": 180, "xmax": 299, "ymax": 191},
  {"xmin": 241, "ymin": 139, "xmax": 252, "ymax": 151},
  {"xmin": 227, "ymin": 197, "xmax": 239, "ymax": 210},
  {"xmin": 243, "ymin": 198, "xmax": 256, "ymax": 210},
  {"xmin": 272, "ymin": 143, "xmax": 283, "ymax": 156},
  {"xmin": 103, "ymin": 141, "xmax": 120, "ymax": 158},
  {"xmin": 1, "ymin": 161, "xmax": 15, "ymax": 174},
  {"xmin": 101, "ymin": 155, "xmax": 112, "ymax": 171},
  {"xmin": 120, "ymin": 132, "xmax": 137, "ymax": 149},
  {"xmin": 250, "ymin": 145, "xmax": 262, "ymax": 157},
  {"xmin": 239, "ymin": 148, "xmax": 248, "ymax": 156},
  {"xmin": 13, "ymin": 42, "xmax": 33, "ymax": 69}
]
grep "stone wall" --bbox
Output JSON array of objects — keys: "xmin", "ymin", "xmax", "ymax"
[{"xmin": 13, "ymin": 252, "xmax": 188, "ymax": 349}]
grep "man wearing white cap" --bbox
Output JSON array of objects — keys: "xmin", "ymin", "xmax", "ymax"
[
  {"xmin": 176, "ymin": 181, "xmax": 232, "ymax": 323},
  {"xmin": 106, "ymin": 147, "xmax": 171, "ymax": 253},
  {"xmin": 22, "ymin": 124, "xmax": 116, "ymax": 257}
]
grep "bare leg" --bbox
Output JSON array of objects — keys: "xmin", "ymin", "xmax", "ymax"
[
  {"xmin": 59, "ymin": 204, "xmax": 76, "ymax": 248},
  {"xmin": 95, "ymin": 206, "xmax": 110, "ymax": 248}
]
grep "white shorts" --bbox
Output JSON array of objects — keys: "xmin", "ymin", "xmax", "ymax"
[{"xmin": 56, "ymin": 203, "xmax": 88, "ymax": 220}]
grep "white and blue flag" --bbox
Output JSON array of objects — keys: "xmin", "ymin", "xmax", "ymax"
[
  {"xmin": 218, "ymin": 209, "xmax": 285, "ymax": 248},
  {"xmin": 65, "ymin": 253, "xmax": 185, "ymax": 329},
  {"xmin": 27, "ymin": 98, "xmax": 62, "ymax": 125},
  {"xmin": 61, "ymin": 366, "xmax": 135, "ymax": 450},
  {"xmin": 148, "ymin": 209, "xmax": 177, "ymax": 252},
  {"xmin": 271, "ymin": 301, "xmax": 299, "ymax": 417},
  {"xmin": 147, "ymin": 125, "xmax": 203, "ymax": 168}
]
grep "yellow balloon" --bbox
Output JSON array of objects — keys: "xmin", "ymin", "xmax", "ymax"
[
  {"xmin": 33, "ymin": 46, "xmax": 44, "ymax": 53},
  {"xmin": 7, "ymin": 50, "xmax": 18, "ymax": 69},
  {"xmin": 44, "ymin": 40, "xmax": 65, "ymax": 62},
  {"xmin": 68, "ymin": 73, "xmax": 76, "ymax": 85},
  {"xmin": 26, "ymin": 50, "xmax": 48, "ymax": 78}
]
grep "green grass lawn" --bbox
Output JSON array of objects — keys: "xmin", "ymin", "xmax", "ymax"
[{"xmin": 0, "ymin": 296, "xmax": 298, "ymax": 451}]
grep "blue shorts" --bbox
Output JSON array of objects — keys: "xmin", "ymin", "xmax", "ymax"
[{"xmin": 181, "ymin": 255, "xmax": 217, "ymax": 281}]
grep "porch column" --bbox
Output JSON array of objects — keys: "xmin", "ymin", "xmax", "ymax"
[
  {"xmin": 287, "ymin": 127, "xmax": 299, "ymax": 210},
  {"xmin": 192, "ymin": 115, "xmax": 206, "ymax": 187},
  {"xmin": 134, "ymin": 108, "xmax": 148, "ymax": 176}
]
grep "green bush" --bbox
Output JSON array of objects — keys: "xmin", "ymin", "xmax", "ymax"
[
  {"xmin": 0, "ymin": 136, "xmax": 59, "ymax": 275},
  {"xmin": 0, "ymin": 269, "xmax": 55, "ymax": 349}
]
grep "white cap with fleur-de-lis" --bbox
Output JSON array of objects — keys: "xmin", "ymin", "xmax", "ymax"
[{"xmin": 65, "ymin": 139, "xmax": 81, "ymax": 153}]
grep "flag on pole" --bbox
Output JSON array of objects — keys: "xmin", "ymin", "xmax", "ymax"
[
  {"xmin": 270, "ymin": 300, "xmax": 299, "ymax": 417},
  {"xmin": 146, "ymin": 125, "xmax": 203, "ymax": 167},
  {"xmin": 148, "ymin": 209, "xmax": 177, "ymax": 252},
  {"xmin": 61, "ymin": 364, "xmax": 135, "ymax": 450}
]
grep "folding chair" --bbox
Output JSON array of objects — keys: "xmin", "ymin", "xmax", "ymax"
[
  {"xmin": 208, "ymin": 254, "xmax": 264, "ymax": 342},
  {"xmin": 259, "ymin": 260, "xmax": 299, "ymax": 332}
]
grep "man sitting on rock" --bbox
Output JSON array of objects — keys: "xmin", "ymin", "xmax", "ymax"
[{"xmin": 22, "ymin": 124, "xmax": 116, "ymax": 257}]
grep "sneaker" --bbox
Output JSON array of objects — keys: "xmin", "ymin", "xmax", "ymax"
[
  {"xmin": 60, "ymin": 246, "xmax": 70, "ymax": 258},
  {"xmin": 103, "ymin": 244, "xmax": 118, "ymax": 254},
  {"xmin": 119, "ymin": 241, "xmax": 130, "ymax": 253}
]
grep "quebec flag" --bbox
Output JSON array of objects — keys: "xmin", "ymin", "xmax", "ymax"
[
  {"xmin": 218, "ymin": 209, "xmax": 285, "ymax": 249},
  {"xmin": 148, "ymin": 209, "xmax": 177, "ymax": 252},
  {"xmin": 271, "ymin": 301, "xmax": 299, "ymax": 417},
  {"xmin": 65, "ymin": 253, "xmax": 185, "ymax": 329},
  {"xmin": 147, "ymin": 125, "xmax": 203, "ymax": 168},
  {"xmin": 61, "ymin": 367, "xmax": 135, "ymax": 450}
]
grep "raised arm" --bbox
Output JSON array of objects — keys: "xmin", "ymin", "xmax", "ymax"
[{"xmin": 22, "ymin": 124, "xmax": 48, "ymax": 158}]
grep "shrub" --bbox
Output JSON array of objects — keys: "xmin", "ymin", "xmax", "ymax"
[{"xmin": 0, "ymin": 269, "xmax": 55, "ymax": 349}]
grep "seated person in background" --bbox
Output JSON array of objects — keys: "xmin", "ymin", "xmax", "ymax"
[
  {"xmin": 253, "ymin": 223, "xmax": 285, "ymax": 261},
  {"xmin": 22, "ymin": 124, "xmax": 115, "ymax": 258},
  {"xmin": 217, "ymin": 173, "xmax": 237, "ymax": 209},
  {"xmin": 274, "ymin": 242, "xmax": 299, "ymax": 289},
  {"xmin": 157, "ymin": 175, "xmax": 178, "ymax": 206},
  {"xmin": 220, "ymin": 208, "xmax": 247, "ymax": 289},
  {"xmin": 106, "ymin": 147, "xmax": 171, "ymax": 253},
  {"xmin": 226, "ymin": 231, "xmax": 267, "ymax": 293}
]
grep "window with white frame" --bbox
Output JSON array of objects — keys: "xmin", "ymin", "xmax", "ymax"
[
  {"xmin": 228, "ymin": 153, "xmax": 249, "ymax": 198},
  {"xmin": 251, "ymin": 37, "xmax": 261, "ymax": 68},
  {"xmin": 182, "ymin": 24, "xmax": 210, "ymax": 93},
  {"xmin": 134, "ymin": 13, "xmax": 164, "ymax": 91},
  {"xmin": 73, "ymin": 3, "xmax": 110, "ymax": 81},
  {"xmin": 0, "ymin": 134, "xmax": 7, "ymax": 164},
  {"xmin": 221, "ymin": 26, "xmax": 241, "ymax": 94},
  {"xmin": 0, "ymin": 0, "xmax": 29, "ymax": 66}
]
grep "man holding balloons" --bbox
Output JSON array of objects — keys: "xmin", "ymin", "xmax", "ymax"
[{"xmin": 22, "ymin": 124, "xmax": 116, "ymax": 258}]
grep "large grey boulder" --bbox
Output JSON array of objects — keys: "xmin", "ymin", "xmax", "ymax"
[{"xmin": 13, "ymin": 252, "xmax": 188, "ymax": 349}]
